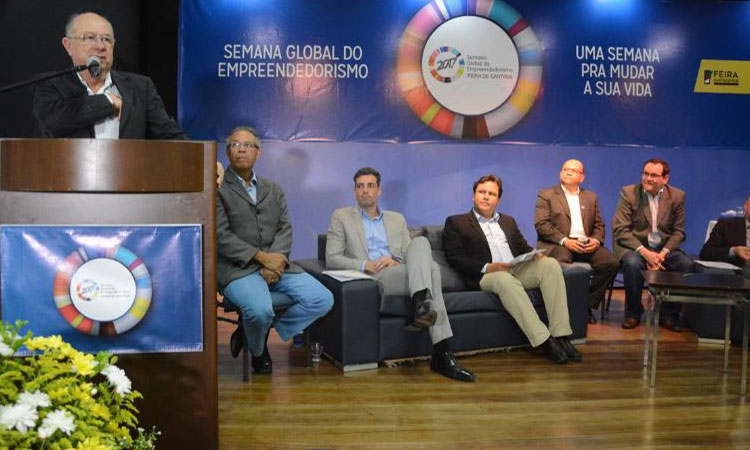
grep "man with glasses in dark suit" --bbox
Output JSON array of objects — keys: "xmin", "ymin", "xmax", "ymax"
[{"xmin": 32, "ymin": 12, "xmax": 186, "ymax": 140}]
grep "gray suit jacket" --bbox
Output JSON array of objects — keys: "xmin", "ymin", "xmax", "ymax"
[
  {"xmin": 534, "ymin": 185, "xmax": 606, "ymax": 251},
  {"xmin": 325, "ymin": 206, "xmax": 410, "ymax": 270},
  {"xmin": 216, "ymin": 167, "xmax": 301, "ymax": 290},
  {"xmin": 611, "ymin": 183, "xmax": 686, "ymax": 260}
]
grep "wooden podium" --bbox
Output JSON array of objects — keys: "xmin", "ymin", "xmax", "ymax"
[{"xmin": 0, "ymin": 139, "xmax": 218, "ymax": 450}]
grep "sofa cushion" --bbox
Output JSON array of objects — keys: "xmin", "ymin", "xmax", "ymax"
[
  {"xmin": 380, "ymin": 288, "xmax": 545, "ymax": 316},
  {"xmin": 431, "ymin": 250, "xmax": 468, "ymax": 292},
  {"xmin": 422, "ymin": 225, "xmax": 467, "ymax": 292},
  {"xmin": 408, "ymin": 226, "xmax": 425, "ymax": 239},
  {"xmin": 422, "ymin": 225, "xmax": 444, "ymax": 251}
]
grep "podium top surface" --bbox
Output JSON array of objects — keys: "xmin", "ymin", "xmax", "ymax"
[{"xmin": 0, "ymin": 138, "xmax": 215, "ymax": 193}]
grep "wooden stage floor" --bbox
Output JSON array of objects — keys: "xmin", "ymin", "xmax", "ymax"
[{"xmin": 216, "ymin": 292, "xmax": 750, "ymax": 449}]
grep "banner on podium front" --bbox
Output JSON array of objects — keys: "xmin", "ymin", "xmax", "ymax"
[{"xmin": 1, "ymin": 225, "xmax": 203, "ymax": 354}]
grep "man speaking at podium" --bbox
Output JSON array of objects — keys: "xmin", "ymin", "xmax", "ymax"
[{"xmin": 32, "ymin": 12, "xmax": 187, "ymax": 140}]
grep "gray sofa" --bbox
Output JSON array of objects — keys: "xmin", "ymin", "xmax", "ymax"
[{"xmin": 296, "ymin": 225, "xmax": 591, "ymax": 371}]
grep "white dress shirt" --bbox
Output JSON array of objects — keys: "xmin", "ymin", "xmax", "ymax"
[
  {"xmin": 77, "ymin": 72, "xmax": 120, "ymax": 139},
  {"xmin": 474, "ymin": 209, "xmax": 514, "ymax": 272},
  {"xmin": 561, "ymin": 184, "xmax": 586, "ymax": 241}
]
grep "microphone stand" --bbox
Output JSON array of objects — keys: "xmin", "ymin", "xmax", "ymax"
[{"xmin": 0, "ymin": 64, "xmax": 90, "ymax": 94}]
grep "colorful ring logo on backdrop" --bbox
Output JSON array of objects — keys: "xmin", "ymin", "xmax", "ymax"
[
  {"xmin": 53, "ymin": 246, "xmax": 152, "ymax": 336},
  {"xmin": 75, "ymin": 279, "xmax": 100, "ymax": 302},
  {"xmin": 428, "ymin": 47, "xmax": 465, "ymax": 83},
  {"xmin": 396, "ymin": 0, "xmax": 543, "ymax": 139}
]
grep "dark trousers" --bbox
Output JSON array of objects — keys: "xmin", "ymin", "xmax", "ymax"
[
  {"xmin": 548, "ymin": 245, "xmax": 619, "ymax": 309},
  {"xmin": 621, "ymin": 249, "xmax": 695, "ymax": 319}
]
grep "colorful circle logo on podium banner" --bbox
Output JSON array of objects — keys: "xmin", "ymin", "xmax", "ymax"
[
  {"xmin": 53, "ymin": 246, "xmax": 152, "ymax": 336},
  {"xmin": 396, "ymin": 0, "xmax": 543, "ymax": 139}
]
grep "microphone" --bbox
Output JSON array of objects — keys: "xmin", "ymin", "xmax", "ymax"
[
  {"xmin": 87, "ymin": 56, "xmax": 101, "ymax": 79},
  {"xmin": 0, "ymin": 58, "xmax": 103, "ymax": 94}
]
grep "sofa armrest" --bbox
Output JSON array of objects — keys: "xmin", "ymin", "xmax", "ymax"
[
  {"xmin": 560, "ymin": 264, "xmax": 592, "ymax": 340},
  {"xmin": 295, "ymin": 258, "xmax": 381, "ymax": 370}
]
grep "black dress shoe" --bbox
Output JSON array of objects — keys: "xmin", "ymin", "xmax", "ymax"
[
  {"xmin": 587, "ymin": 308, "xmax": 598, "ymax": 325},
  {"xmin": 540, "ymin": 337, "xmax": 568, "ymax": 364},
  {"xmin": 251, "ymin": 347, "xmax": 273, "ymax": 374},
  {"xmin": 405, "ymin": 291, "xmax": 437, "ymax": 331},
  {"xmin": 621, "ymin": 316, "xmax": 640, "ymax": 329},
  {"xmin": 230, "ymin": 326, "xmax": 244, "ymax": 358},
  {"xmin": 660, "ymin": 318, "xmax": 683, "ymax": 332},
  {"xmin": 430, "ymin": 351, "xmax": 476, "ymax": 382},
  {"xmin": 557, "ymin": 337, "xmax": 582, "ymax": 362}
]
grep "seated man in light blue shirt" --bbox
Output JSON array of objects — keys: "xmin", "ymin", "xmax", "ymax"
[
  {"xmin": 326, "ymin": 167, "xmax": 475, "ymax": 382},
  {"xmin": 217, "ymin": 126, "xmax": 333, "ymax": 375}
]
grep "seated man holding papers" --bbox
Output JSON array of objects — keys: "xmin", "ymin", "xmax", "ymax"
[{"xmin": 442, "ymin": 174, "xmax": 581, "ymax": 364}]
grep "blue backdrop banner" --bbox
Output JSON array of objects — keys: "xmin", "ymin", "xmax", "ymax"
[
  {"xmin": 1, "ymin": 225, "xmax": 203, "ymax": 354},
  {"xmin": 178, "ymin": 0, "xmax": 750, "ymax": 147}
]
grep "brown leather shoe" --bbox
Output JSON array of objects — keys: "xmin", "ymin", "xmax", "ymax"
[
  {"xmin": 660, "ymin": 318, "xmax": 683, "ymax": 332},
  {"xmin": 621, "ymin": 317, "xmax": 640, "ymax": 329},
  {"xmin": 405, "ymin": 291, "xmax": 437, "ymax": 331}
]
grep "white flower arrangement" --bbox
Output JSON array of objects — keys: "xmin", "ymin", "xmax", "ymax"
[{"xmin": 0, "ymin": 321, "xmax": 160, "ymax": 450}]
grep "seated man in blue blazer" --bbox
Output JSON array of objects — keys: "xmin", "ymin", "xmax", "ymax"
[
  {"xmin": 32, "ymin": 12, "xmax": 186, "ymax": 140},
  {"xmin": 326, "ymin": 167, "xmax": 475, "ymax": 381},
  {"xmin": 700, "ymin": 193, "xmax": 750, "ymax": 279},
  {"xmin": 217, "ymin": 126, "xmax": 332, "ymax": 374}
]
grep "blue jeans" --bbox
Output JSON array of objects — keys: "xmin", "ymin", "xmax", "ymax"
[
  {"xmin": 621, "ymin": 249, "xmax": 695, "ymax": 319},
  {"xmin": 223, "ymin": 271, "xmax": 333, "ymax": 356}
]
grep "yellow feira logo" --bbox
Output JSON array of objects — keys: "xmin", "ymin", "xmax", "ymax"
[{"xmin": 694, "ymin": 60, "xmax": 750, "ymax": 94}]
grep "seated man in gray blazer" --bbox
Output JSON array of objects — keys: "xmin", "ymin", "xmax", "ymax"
[
  {"xmin": 326, "ymin": 167, "xmax": 475, "ymax": 382},
  {"xmin": 217, "ymin": 126, "xmax": 333, "ymax": 374},
  {"xmin": 612, "ymin": 157, "xmax": 694, "ymax": 331}
]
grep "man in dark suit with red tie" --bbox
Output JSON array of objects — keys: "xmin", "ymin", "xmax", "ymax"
[
  {"xmin": 535, "ymin": 159, "xmax": 618, "ymax": 324},
  {"xmin": 700, "ymin": 193, "xmax": 750, "ymax": 279}
]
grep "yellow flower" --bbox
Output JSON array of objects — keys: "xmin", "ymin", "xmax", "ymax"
[
  {"xmin": 25, "ymin": 335, "xmax": 64, "ymax": 351},
  {"xmin": 106, "ymin": 421, "xmax": 119, "ymax": 433},
  {"xmin": 67, "ymin": 436, "xmax": 113, "ymax": 450},
  {"xmin": 59, "ymin": 341, "xmax": 76, "ymax": 357},
  {"xmin": 69, "ymin": 383, "xmax": 94, "ymax": 404},
  {"xmin": 71, "ymin": 352, "xmax": 96, "ymax": 376},
  {"xmin": 48, "ymin": 387, "xmax": 70, "ymax": 402},
  {"xmin": 90, "ymin": 403, "xmax": 110, "ymax": 420}
]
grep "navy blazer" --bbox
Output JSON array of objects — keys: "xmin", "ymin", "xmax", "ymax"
[
  {"xmin": 32, "ymin": 70, "xmax": 187, "ymax": 140},
  {"xmin": 442, "ymin": 210, "xmax": 533, "ymax": 290}
]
